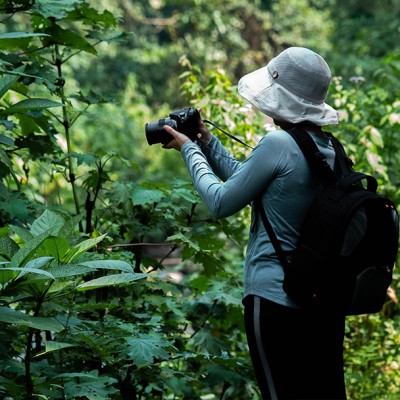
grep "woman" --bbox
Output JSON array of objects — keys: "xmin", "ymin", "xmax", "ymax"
[{"xmin": 163, "ymin": 47, "xmax": 346, "ymax": 399}]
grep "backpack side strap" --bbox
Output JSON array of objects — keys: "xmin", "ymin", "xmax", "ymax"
[{"xmin": 253, "ymin": 197, "xmax": 291, "ymax": 273}]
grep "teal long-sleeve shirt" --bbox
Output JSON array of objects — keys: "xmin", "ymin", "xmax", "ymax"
[{"xmin": 181, "ymin": 129, "xmax": 335, "ymax": 307}]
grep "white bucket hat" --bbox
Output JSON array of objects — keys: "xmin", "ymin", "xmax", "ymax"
[{"xmin": 238, "ymin": 47, "xmax": 339, "ymax": 126}]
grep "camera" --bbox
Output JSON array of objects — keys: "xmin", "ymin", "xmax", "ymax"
[{"xmin": 145, "ymin": 107, "xmax": 200, "ymax": 145}]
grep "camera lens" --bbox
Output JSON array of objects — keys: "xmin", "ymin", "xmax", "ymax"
[{"xmin": 145, "ymin": 118, "xmax": 177, "ymax": 145}]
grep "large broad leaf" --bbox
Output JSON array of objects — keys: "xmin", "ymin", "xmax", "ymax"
[
  {"xmin": 5, "ymin": 98, "xmax": 63, "ymax": 114},
  {"xmin": 63, "ymin": 234, "xmax": 106, "ymax": 263},
  {"xmin": 0, "ymin": 306, "xmax": 64, "ymax": 332},
  {"xmin": 10, "ymin": 231, "xmax": 51, "ymax": 269},
  {"xmin": 76, "ymin": 273, "xmax": 147, "ymax": 291},
  {"xmin": 126, "ymin": 333, "xmax": 171, "ymax": 367},
  {"xmin": 1, "ymin": 266, "xmax": 54, "ymax": 280},
  {"xmin": 16, "ymin": 257, "xmax": 55, "ymax": 280},
  {"xmin": 24, "ymin": 256, "xmax": 54, "ymax": 270},
  {"xmin": 48, "ymin": 264, "xmax": 92, "ymax": 279},
  {"xmin": 39, "ymin": 237, "xmax": 69, "ymax": 261},
  {"xmin": 78, "ymin": 260, "xmax": 133, "ymax": 273},
  {"xmin": 30, "ymin": 209, "xmax": 66, "ymax": 236}
]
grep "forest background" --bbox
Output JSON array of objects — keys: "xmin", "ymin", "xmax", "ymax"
[{"xmin": 0, "ymin": 0, "xmax": 399, "ymax": 399}]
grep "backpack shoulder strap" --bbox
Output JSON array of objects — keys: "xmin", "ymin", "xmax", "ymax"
[
  {"xmin": 288, "ymin": 127, "xmax": 338, "ymax": 185},
  {"xmin": 326, "ymin": 133, "xmax": 355, "ymax": 177}
]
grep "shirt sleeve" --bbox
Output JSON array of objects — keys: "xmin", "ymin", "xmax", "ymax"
[
  {"xmin": 199, "ymin": 135, "xmax": 241, "ymax": 182},
  {"xmin": 180, "ymin": 131, "xmax": 288, "ymax": 219}
]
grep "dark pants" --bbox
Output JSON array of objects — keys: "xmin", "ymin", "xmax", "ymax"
[{"xmin": 244, "ymin": 295, "xmax": 347, "ymax": 400}]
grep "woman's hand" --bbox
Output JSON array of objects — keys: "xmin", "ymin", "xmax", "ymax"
[
  {"xmin": 162, "ymin": 109, "xmax": 212, "ymax": 151},
  {"xmin": 196, "ymin": 111, "xmax": 212, "ymax": 146},
  {"xmin": 162, "ymin": 125, "xmax": 191, "ymax": 151}
]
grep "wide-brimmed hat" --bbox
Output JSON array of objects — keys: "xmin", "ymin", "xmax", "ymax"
[{"xmin": 238, "ymin": 47, "xmax": 339, "ymax": 126}]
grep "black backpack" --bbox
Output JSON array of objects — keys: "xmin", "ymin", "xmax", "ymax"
[{"xmin": 256, "ymin": 127, "xmax": 399, "ymax": 315}]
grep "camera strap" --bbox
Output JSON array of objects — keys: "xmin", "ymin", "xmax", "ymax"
[{"xmin": 203, "ymin": 120, "xmax": 254, "ymax": 150}]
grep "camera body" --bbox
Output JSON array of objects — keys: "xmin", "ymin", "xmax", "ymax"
[{"xmin": 145, "ymin": 108, "xmax": 200, "ymax": 145}]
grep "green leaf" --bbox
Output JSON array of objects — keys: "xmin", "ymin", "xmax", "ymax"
[
  {"xmin": 0, "ymin": 306, "xmax": 64, "ymax": 332},
  {"xmin": 167, "ymin": 232, "xmax": 200, "ymax": 252},
  {"xmin": 76, "ymin": 273, "xmax": 147, "ymax": 291},
  {"xmin": 61, "ymin": 370, "xmax": 118, "ymax": 398},
  {"xmin": 0, "ymin": 67, "xmax": 54, "ymax": 85},
  {"xmin": 0, "ymin": 198, "xmax": 30, "ymax": 221},
  {"xmin": 43, "ymin": 24, "xmax": 97, "ymax": 55},
  {"xmin": 35, "ymin": 341, "xmax": 75, "ymax": 356},
  {"xmin": 189, "ymin": 329, "xmax": 228, "ymax": 354},
  {"xmin": 0, "ymin": 146, "xmax": 12, "ymax": 169},
  {"xmin": 48, "ymin": 264, "xmax": 92, "ymax": 279},
  {"xmin": 0, "ymin": 126, "xmax": 16, "ymax": 137},
  {"xmin": 5, "ymin": 98, "xmax": 64, "ymax": 114},
  {"xmin": 0, "ymin": 66, "xmax": 25, "ymax": 100},
  {"xmin": 126, "ymin": 333, "xmax": 172, "ymax": 367},
  {"xmin": 172, "ymin": 187, "xmax": 199, "ymax": 204},
  {"xmin": 47, "ymin": 279, "xmax": 74, "ymax": 293},
  {"xmin": 30, "ymin": 209, "xmax": 65, "ymax": 236},
  {"xmin": 0, "ymin": 236, "xmax": 19, "ymax": 260},
  {"xmin": 24, "ymin": 256, "xmax": 54, "ymax": 270},
  {"xmin": 205, "ymin": 282, "xmax": 242, "ymax": 306},
  {"xmin": 0, "ymin": 262, "xmax": 14, "ymax": 286},
  {"xmin": 0, "ymin": 32, "xmax": 50, "ymax": 40},
  {"xmin": 67, "ymin": 5, "xmax": 117, "ymax": 28},
  {"xmin": 9, "ymin": 225, "xmax": 34, "ymax": 243},
  {"xmin": 72, "ymin": 152, "xmax": 96, "ymax": 166},
  {"xmin": 63, "ymin": 234, "xmax": 106, "ymax": 263},
  {"xmin": 108, "ymin": 181, "xmax": 133, "ymax": 204},
  {"xmin": 2, "ymin": 266, "xmax": 54, "ymax": 280},
  {"xmin": 40, "ymin": 237, "xmax": 69, "ymax": 260},
  {"xmin": 55, "ymin": 371, "xmax": 102, "ymax": 380},
  {"xmin": 132, "ymin": 186, "xmax": 166, "ymax": 206},
  {"xmin": 78, "ymin": 260, "xmax": 133, "ymax": 273},
  {"xmin": 32, "ymin": 0, "xmax": 83, "ymax": 19},
  {"xmin": 58, "ymin": 213, "xmax": 84, "ymax": 237},
  {"xmin": 10, "ymin": 231, "xmax": 51, "ymax": 269}
]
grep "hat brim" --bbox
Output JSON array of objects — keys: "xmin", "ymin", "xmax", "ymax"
[{"xmin": 238, "ymin": 65, "xmax": 339, "ymax": 126}]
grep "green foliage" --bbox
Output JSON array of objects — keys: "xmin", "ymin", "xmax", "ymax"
[{"xmin": 0, "ymin": 1, "xmax": 399, "ymax": 399}]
